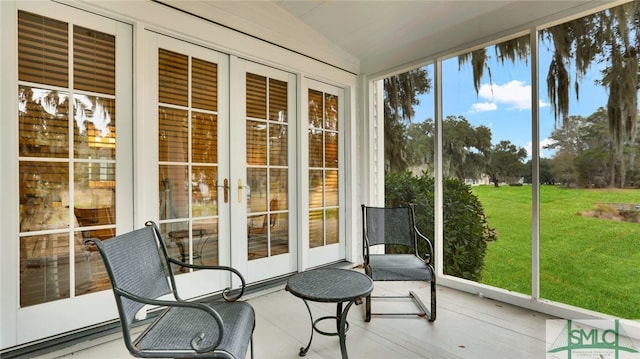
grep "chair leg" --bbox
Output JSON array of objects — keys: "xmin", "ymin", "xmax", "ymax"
[
  {"xmin": 365, "ymin": 294, "xmax": 372, "ymax": 322},
  {"xmin": 429, "ymin": 280, "xmax": 437, "ymax": 322}
]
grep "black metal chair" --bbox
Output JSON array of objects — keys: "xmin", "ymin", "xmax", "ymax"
[
  {"xmin": 89, "ymin": 221, "xmax": 255, "ymax": 358},
  {"xmin": 361, "ymin": 204, "xmax": 436, "ymax": 322}
]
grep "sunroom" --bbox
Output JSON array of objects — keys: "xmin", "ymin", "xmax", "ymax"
[{"xmin": 1, "ymin": 0, "xmax": 638, "ymax": 357}]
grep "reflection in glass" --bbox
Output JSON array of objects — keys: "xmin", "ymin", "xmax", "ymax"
[
  {"xmin": 20, "ymin": 161, "xmax": 70, "ymax": 229},
  {"xmin": 245, "ymin": 71, "xmax": 289, "ymax": 260},
  {"xmin": 269, "ymin": 168, "xmax": 288, "ymax": 209},
  {"xmin": 160, "ymin": 165, "xmax": 189, "ymax": 220},
  {"xmin": 159, "ymin": 107, "xmax": 188, "ymax": 162},
  {"xmin": 307, "ymin": 88, "xmax": 340, "ymax": 249},
  {"xmin": 19, "ymin": 86, "xmax": 70, "ymax": 157},
  {"xmin": 17, "ymin": 11, "xmax": 118, "ymax": 306},
  {"xmin": 309, "ymin": 210, "xmax": 324, "ymax": 248},
  {"xmin": 192, "ymin": 166, "xmax": 218, "ymax": 217},
  {"xmin": 247, "ymin": 121, "xmax": 267, "ymax": 166},
  {"xmin": 325, "ymin": 208, "xmax": 339, "ymax": 245},
  {"xmin": 194, "ymin": 218, "xmax": 219, "ymax": 266},
  {"xmin": 20, "ymin": 233, "xmax": 71, "ymax": 306},
  {"xmin": 158, "ymin": 49, "xmax": 220, "ymax": 270},
  {"xmin": 269, "ymin": 78, "xmax": 287, "ymax": 122},
  {"xmin": 192, "ymin": 112, "xmax": 217, "ymax": 163},
  {"xmin": 269, "ymin": 123, "xmax": 288, "ymax": 166}
]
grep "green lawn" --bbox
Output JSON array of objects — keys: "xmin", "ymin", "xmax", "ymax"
[{"xmin": 471, "ymin": 185, "xmax": 640, "ymax": 319}]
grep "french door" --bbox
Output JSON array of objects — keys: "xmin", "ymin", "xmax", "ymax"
[
  {"xmin": 145, "ymin": 36, "xmax": 298, "ymax": 289},
  {"xmin": 231, "ymin": 60, "xmax": 298, "ymax": 282},
  {"xmin": 8, "ymin": 1, "xmax": 133, "ymax": 343},
  {"xmin": 305, "ymin": 79, "xmax": 346, "ymax": 267}
]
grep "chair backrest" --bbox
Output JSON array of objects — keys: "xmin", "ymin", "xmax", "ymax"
[
  {"xmin": 362, "ymin": 205, "xmax": 416, "ymax": 249},
  {"xmin": 92, "ymin": 225, "xmax": 174, "ymax": 326}
]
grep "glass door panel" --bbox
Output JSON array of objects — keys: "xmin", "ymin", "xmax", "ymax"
[
  {"xmin": 306, "ymin": 80, "xmax": 345, "ymax": 266},
  {"xmin": 11, "ymin": 1, "xmax": 133, "ymax": 344},
  {"xmin": 246, "ymin": 74, "xmax": 290, "ymax": 260},
  {"xmin": 308, "ymin": 89, "xmax": 340, "ymax": 248},
  {"xmin": 157, "ymin": 47, "xmax": 221, "ymax": 272},
  {"xmin": 237, "ymin": 60, "xmax": 297, "ymax": 282},
  {"xmin": 18, "ymin": 11, "xmax": 118, "ymax": 307}
]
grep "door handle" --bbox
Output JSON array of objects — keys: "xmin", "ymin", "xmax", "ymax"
[{"xmin": 223, "ymin": 178, "xmax": 229, "ymax": 203}]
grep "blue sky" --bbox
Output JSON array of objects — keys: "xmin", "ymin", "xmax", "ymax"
[{"xmin": 412, "ymin": 45, "xmax": 610, "ymax": 159}]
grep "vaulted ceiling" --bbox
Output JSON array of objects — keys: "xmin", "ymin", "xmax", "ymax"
[{"xmin": 160, "ymin": 0, "xmax": 619, "ymax": 76}]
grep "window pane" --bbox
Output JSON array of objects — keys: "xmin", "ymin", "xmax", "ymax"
[
  {"xmin": 18, "ymin": 11, "xmax": 68, "ymax": 87},
  {"xmin": 442, "ymin": 37, "xmax": 531, "ymax": 292},
  {"xmin": 539, "ymin": 2, "xmax": 640, "ymax": 319},
  {"xmin": 192, "ymin": 112, "xmax": 217, "ymax": 163},
  {"xmin": 325, "ymin": 132, "xmax": 338, "ymax": 168},
  {"xmin": 19, "ymin": 86, "xmax": 70, "ymax": 158},
  {"xmin": 309, "ymin": 210, "xmax": 324, "ymax": 248},
  {"xmin": 309, "ymin": 170, "xmax": 324, "ymax": 208},
  {"xmin": 73, "ymin": 95, "xmax": 116, "ymax": 160},
  {"xmin": 325, "ymin": 208, "xmax": 338, "ymax": 245},
  {"xmin": 269, "ymin": 78, "xmax": 287, "ymax": 122},
  {"xmin": 191, "ymin": 58, "xmax": 217, "ymax": 111},
  {"xmin": 74, "ymin": 25, "xmax": 115, "ymax": 95},
  {"xmin": 20, "ymin": 161, "xmax": 70, "ymax": 230},
  {"xmin": 159, "ymin": 107, "xmax": 188, "ymax": 162},
  {"xmin": 269, "ymin": 123, "xmax": 287, "ymax": 166},
  {"xmin": 194, "ymin": 218, "xmax": 219, "ymax": 266},
  {"xmin": 18, "ymin": 11, "xmax": 118, "ymax": 305},
  {"xmin": 159, "ymin": 165, "xmax": 189, "ymax": 220},
  {"xmin": 159, "ymin": 49, "xmax": 188, "ymax": 106},
  {"xmin": 247, "ymin": 168, "xmax": 267, "ymax": 214},
  {"xmin": 247, "ymin": 73, "xmax": 266, "ymax": 119},
  {"xmin": 246, "ymin": 120, "xmax": 267, "ymax": 166},
  {"xmin": 192, "ymin": 166, "xmax": 217, "ymax": 217},
  {"xmin": 324, "ymin": 93, "xmax": 338, "ymax": 131},
  {"xmin": 20, "ymin": 233, "xmax": 71, "ymax": 306},
  {"xmin": 307, "ymin": 87, "xmax": 340, "ymax": 249}
]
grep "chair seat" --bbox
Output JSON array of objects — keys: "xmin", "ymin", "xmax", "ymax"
[
  {"xmin": 368, "ymin": 254, "xmax": 433, "ymax": 282},
  {"xmin": 137, "ymin": 300, "xmax": 255, "ymax": 358}
]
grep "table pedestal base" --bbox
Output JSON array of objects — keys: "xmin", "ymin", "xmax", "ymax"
[{"xmin": 299, "ymin": 299, "xmax": 359, "ymax": 359}]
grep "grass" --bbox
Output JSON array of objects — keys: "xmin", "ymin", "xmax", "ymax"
[{"xmin": 471, "ymin": 185, "xmax": 640, "ymax": 319}]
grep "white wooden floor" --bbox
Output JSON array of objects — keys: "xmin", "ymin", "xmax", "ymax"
[{"xmin": 30, "ymin": 276, "xmax": 555, "ymax": 359}]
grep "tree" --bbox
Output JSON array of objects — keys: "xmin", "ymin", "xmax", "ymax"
[
  {"xmin": 485, "ymin": 140, "xmax": 528, "ymax": 186},
  {"xmin": 460, "ymin": 2, "xmax": 640, "ymax": 178},
  {"xmin": 405, "ymin": 120, "xmax": 434, "ymax": 169},
  {"xmin": 524, "ymin": 158, "xmax": 554, "ymax": 184},
  {"xmin": 442, "ymin": 116, "xmax": 492, "ymax": 181},
  {"xmin": 384, "ymin": 67, "xmax": 432, "ymax": 173}
]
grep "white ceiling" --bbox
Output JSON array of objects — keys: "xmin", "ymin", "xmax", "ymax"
[{"xmin": 164, "ymin": 0, "xmax": 620, "ymax": 76}]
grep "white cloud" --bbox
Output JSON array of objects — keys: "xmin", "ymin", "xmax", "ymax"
[
  {"xmin": 469, "ymin": 102, "xmax": 497, "ymax": 113},
  {"xmin": 540, "ymin": 137, "xmax": 556, "ymax": 149},
  {"xmin": 539, "ymin": 99, "xmax": 549, "ymax": 108},
  {"xmin": 470, "ymin": 80, "xmax": 552, "ymax": 113},
  {"xmin": 524, "ymin": 137, "xmax": 557, "ymax": 160}
]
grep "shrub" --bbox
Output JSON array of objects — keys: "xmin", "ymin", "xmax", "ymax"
[{"xmin": 385, "ymin": 171, "xmax": 496, "ymax": 281}]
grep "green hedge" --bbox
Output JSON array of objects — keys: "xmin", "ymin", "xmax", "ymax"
[{"xmin": 385, "ymin": 171, "xmax": 496, "ymax": 281}]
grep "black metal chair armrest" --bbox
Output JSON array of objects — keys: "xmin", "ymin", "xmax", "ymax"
[
  {"xmin": 113, "ymin": 287, "xmax": 225, "ymax": 353},
  {"xmin": 166, "ymin": 257, "xmax": 247, "ymax": 301},
  {"xmin": 415, "ymin": 230, "xmax": 434, "ymax": 264}
]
